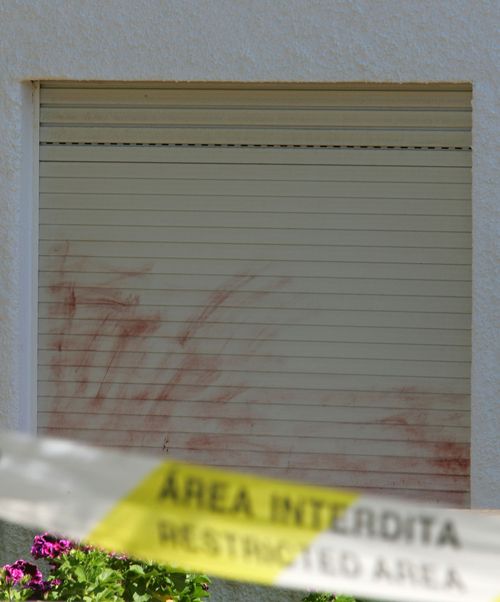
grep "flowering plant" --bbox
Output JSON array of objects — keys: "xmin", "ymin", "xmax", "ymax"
[
  {"xmin": 301, "ymin": 592, "xmax": 362, "ymax": 602},
  {"xmin": 0, "ymin": 559, "xmax": 51, "ymax": 601},
  {"xmin": 0, "ymin": 533, "xmax": 210, "ymax": 601}
]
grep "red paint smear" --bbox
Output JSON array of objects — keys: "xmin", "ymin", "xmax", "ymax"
[
  {"xmin": 47, "ymin": 244, "xmax": 162, "ymax": 421},
  {"xmin": 185, "ymin": 433, "xmax": 275, "ymax": 454},
  {"xmin": 176, "ymin": 273, "xmax": 256, "ymax": 347},
  {"xmin": 90, "ymin": 315, "xmax": 161, "ymax": 409},
  {"xmin": 217, "ymin": 417, "xmax": 254, "ymax": 432},
  {"xmin": 380, "ymin": 413, "xmax": 470, "ymax": 477},
  {"xmin": 48, "ymin": 245, "xmax": 469, "ymax": 506},
  {"xmin": 185, "ymin": 434, "xmax": 214, "ymax": 449},
  {"xmin": 431, "ymin": 441, "xmax": 470, "ymax": 473},
  {"xmin": 398, "ymin": 386, "xmax": 418, "ymax": 394},
  {"xmin": 47, "ymin": 245, "xmax": 468, "ymax": 501},
  {"xmin": 431, "ymin": 457, "xmax": 470, "ymax": 473},
  {"xmin": 47, "ymin": 249, "xmax": 290, "ymax": 455}
]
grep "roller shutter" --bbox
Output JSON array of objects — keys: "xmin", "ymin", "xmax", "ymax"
[{"xmin": 38, "ymin": 83, "xmax": 472, "ymax": 506}]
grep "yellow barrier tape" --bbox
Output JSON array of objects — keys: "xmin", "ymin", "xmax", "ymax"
[
  {"xmin": 89, "ymin": 460, "xmax": 358, "ymax": 584},
  {"xmin": 2, "ymin": 431, "xmax": 500, "ymax": 602}
]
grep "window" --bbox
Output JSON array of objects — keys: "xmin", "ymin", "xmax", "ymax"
[{"xmin": 38, "ymin": 83, "xmax": 472, "ymax": 506}]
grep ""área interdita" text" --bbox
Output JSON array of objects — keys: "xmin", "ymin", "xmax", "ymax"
[{"xmin": 158, "ymin": 469, "xmax": 460, "ymax": 548}]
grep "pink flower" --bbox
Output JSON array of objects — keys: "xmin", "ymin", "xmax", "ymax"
[
  {"xmin": 3, "ymin": 564, "xmax": 24, "ymax": 584},
  {"xmin": 31, "ymin": 533, "xmax": 73, "ymax": 560}
]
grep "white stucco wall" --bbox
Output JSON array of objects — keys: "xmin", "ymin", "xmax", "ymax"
[{"xmin": 0, "ymin": 0, "xmax": 499, "ymax": 596}]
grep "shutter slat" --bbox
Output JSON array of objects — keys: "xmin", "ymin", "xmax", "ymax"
[
  {"xmin": 38, "ymin": 352, "xmax": 470, "ymax": 379},
  {"xmin": 40, "ymin": 177, "xmax": 471, "ymax": 199},
  {"xmin": 37, "ymin": 426, "xmax": 469, "ymax": 460},
  {"xmin": 39, "ymin": 209, "xmax": 472, "ymax": 231},
  {"xmin": 40, "ymin": 162, "xmax": 472, "ymax": 183},
  {"xmin": 41, "ymin": 145, "xmax": 472, "ymax": 167},
  {"xmin": 37, "ymin": 303, "xmax": 471, "ymax": 329},
  {"xmin": 37, "ymin": 413, "xmax": 469, "ymax": 446},
  {"xmin": 37, "ymin": 403, "xmax": 469, "ymax": 427},
  {"xmin": 38, "ymin": 393, "xmax": 470, "ymax": 414},
  {"xmin": 38, "ymin": 323, "xmax": 470, "ymax": 345},
  {"xmin": 40, "ymin": 195, "xmax": 472, "ymax": 216},
  {"xmin": 40, "ymin": 87, "xmax": 472, "ymax": 108},
  {"xmin": 38, "ymin": 392, "xmax": 469, "ymax": 414},
  {"xmin": 41, "ymin": 107, "xmax": 472, "ymax": 129},
  {"xmin": 38, "ymin": 270, "xmax": 471, "ymax": 295},
  {"xmin": 38, "ymin": 376, "xmax": 469, "ymax": 395},
  {"xmin": 36, "ymin": 342, "xmax": 471, "ymax": 362},
  {"xmin": 38, "ymin": 276, "xmax": 472, "ymax": 311},
  {"xmin": 40, "ymin": 126, "xmax": 471, "ymax": 147},
  {"xmin": 40, "ymin": 228, "xmax": 472, "ymax": 250},
  {"xmin": 40, "ymin": 248, "xmax": 470, "ymax": 268}
]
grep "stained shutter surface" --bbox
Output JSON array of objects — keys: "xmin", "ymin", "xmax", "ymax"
[{"xmin": 38, "ymin": 83, "xmax": 472, "ymax": 506}]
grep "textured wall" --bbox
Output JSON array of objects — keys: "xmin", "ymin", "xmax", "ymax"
[{"xmin": 0, "ymin": 0, "xmax": 499, "ymax": 596}]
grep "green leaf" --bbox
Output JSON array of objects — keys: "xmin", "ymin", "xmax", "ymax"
[
  {"xmin": 128, "ymin": 564, "xmax": 146, "ymax": 575},
  {"xmin": 133, "ymin": 592, "xmax": 152, "ymax": 602},
  {"xmin": 74, "ymin": 565, "xmax": 86, "ymax": 583}
]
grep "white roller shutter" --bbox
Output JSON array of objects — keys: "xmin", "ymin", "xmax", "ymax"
[{"xmin": 38, "ymin": 83, "xmax": 472, "ymax": 506}]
